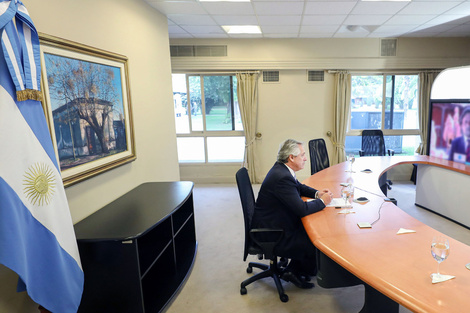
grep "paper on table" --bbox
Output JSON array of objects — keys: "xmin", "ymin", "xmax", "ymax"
[
  {"xmin": 326, "ymin": 198, "xmax": 352, "ymax": 208},
  {"xmin": 396, "ymin": 228, "xmax": 416, "ymax": 235},
  {"xmin": 431, "ymin": 273, "xmax": 455, "ymax": 284},
  {"xmin": 338, "ymin": 209, "xmax": 355, "ymax": 214}
]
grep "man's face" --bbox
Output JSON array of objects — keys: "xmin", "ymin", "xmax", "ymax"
[
  {"xmin": 289, "ymin": 144, "xmax": 307, "ymax": 172},
  {"xmin": 462, "ymin": 113, "xmax": 470, "ymax": 138}
]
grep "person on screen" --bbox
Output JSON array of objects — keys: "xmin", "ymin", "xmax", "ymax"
[
  {"xmin": 448, "ymin": 106, "xmax": 470, "ymax": 163},
  {"xmin": 251, "ymin": 139, "xmax": 333, "ymax": 289}
]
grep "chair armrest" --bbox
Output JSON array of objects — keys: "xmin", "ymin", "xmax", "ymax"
[
  {"xmin": 387, "ymin": 149, "xmax": 395, "ymax": 156},
  {"xmin": 249, "ymin": 228, "xmax": 284, "ymax": 260}
]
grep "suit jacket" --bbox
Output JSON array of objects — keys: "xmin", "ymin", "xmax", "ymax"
[
  {"xmin": 448, "ymin": 136, "xmax": 468, "ymax": 162},
  {"xmin": 251, "ymin": 162, "xmax": 325, "ymax": 259}
]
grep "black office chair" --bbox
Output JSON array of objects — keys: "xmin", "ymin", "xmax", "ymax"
[
  {"xmin": 359, "ymin": 129, "xmax": 394, "ymax": 193},
  {"xmin": 308, "ymin": 138, "xmax": 330, "ymax": 175},
  {"xmin": 235, "ymin": 167, "xmax": 289, "ymax": 303},
  {"xmin": 359, "ymin": 129, "xmax": 394, "ymax": 157}
]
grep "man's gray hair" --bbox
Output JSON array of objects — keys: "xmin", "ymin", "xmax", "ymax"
[{"xmin": 277, "ymin": 139, "xmax": 303, "ymax": 163}]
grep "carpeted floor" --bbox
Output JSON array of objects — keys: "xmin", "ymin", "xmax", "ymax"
[{"xmin": 165, "ymin": 181, "xmax": 470, "ymax": 313}]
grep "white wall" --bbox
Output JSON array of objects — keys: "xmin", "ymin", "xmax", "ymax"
[
  {"xmin": 0, "ymin": 0, "xmax": 179, "ymax": 311},
  {"xmin": 172, "ymin": 37, "xmax": 470, "ymax": 183}
]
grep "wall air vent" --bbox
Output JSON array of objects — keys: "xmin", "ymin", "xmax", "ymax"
[
  {"xmin": 380, "ymin": 39, "xmax": 397, "ymax": 57},
  {"xmin": 263, "ymin": 71, "xmax": 280, "ymax": 83},
  {"xmin": 307, "ymin": 70, "xmax": 325, "ymax": 82},
  {"xmin": 170, "ymin": 45, "xmax": 227, "ymax": 57}
]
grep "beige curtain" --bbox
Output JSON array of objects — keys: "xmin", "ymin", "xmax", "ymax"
[
  {"xmin": 416, "ymin": 71, "xmax": 441, "ymax": 155},
  {"xmin": 331, "ymin": 71, "xmax": 351, "ymax": 164},
  {"xmin": 237, "ymin": 72, "xmax": 260, "ymax": 183}
]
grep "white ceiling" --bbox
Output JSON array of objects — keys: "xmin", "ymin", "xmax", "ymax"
[{"xmin": 144, "ymin": 0, "xmax": 470, "ymax": 39}]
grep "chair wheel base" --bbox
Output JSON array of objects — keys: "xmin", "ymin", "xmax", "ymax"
[
  {"xmin": 280, "ymin": 294, "xmax": 289, "ymax": 302},
  {"xmin": 246, "ymin": 266, "xmax": 253, "ymax": 273},
  {"xmin": 240, "ymin": 287, "xmax": 247, "ymax": 295}
]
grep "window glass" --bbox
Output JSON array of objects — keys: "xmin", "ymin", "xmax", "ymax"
[
  {"xmin": 347, "ymin": 74, "xmax": 420, "ymax": 156},
  {"xmin": 385, "ymin": 75, "xmax": 419, "ymax": 130},
  {"xmin": 188, "ymin": 76, "xmax": 203, "ymax": 131},
  {"xmin": 172, "ymin": 74, "xmax": 189, "ymax": 134},
  {"xmin": 207, "ymin": 137, "xmax": 245, "ymax": 162},
  {"xmin": 350, "ymin": 75, "xmax": 384, "ymax": 130},
  {"xmin": 172, "ymin": 73, "xmax": 245, "ymax": 163},
  {"xmin": 176, "ymin": 137, "xmax": 205, "ymax": 163},
  {"xmin": 345, "ymin": 135, "xmax": 420, "ymax": 156}
]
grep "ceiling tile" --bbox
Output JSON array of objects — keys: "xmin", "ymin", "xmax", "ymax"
[
  {"xmin": 149, "ymin": 2, "xmax": 206, "ymax": 15},
  {"xmin": 253, "ymin": 2, "xmax": 305, "ymax": 15},
  {"xmin": 261, "ymin": 25, "xmax": 300, "ymax": 33},
  {"xmin": 304, "ymin": 2, "xmax": 356, "ymax": 15},
  {"xmin": 385, "ymin": 15, "xmax": 435, "ymax": 25},
  {"xmin": 344, "ymin": 15, "xmax": 392, "ymax": 25},
  {"xmin": 167, "ymin": 14, "xmax": 217, "ymax": 25},
  {"xmin": 258, "ymin": 15, "xmax": 302, "ymax": 25},
  {"xmin": 302, "ymin": 15, "xmax": 347, "ymax": 26},
  {"xmin": 212, "ymin": 15, "xmax": 258, "ymax": 25},
  {"xmin": 351, "ymin": 1, "xmax": 409, "ymax": 15},
  {"xmin": 201, "ymin": 2, "xmax": 255, "ymax": 15},
  {"xmin": 399, "ymin": 1, "xmax": 462, "ymax": 15},
  {"xmin": 180, "ymin": 25, "xmax": 225, "ymax": 34}
]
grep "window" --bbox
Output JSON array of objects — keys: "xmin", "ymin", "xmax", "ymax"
[
  {"xmin": 172, "ymin": 73, "xmax": 244, "ymax": 163},
  {"xmin": 345, "ymin": 74, "xmax": 420, "ymax": 156}
]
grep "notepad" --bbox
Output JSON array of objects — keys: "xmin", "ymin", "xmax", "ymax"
[
  {"xmin": 357, "ymin": 222, "xmax": 372, "ymax": 228},
  {"xmin": 326, "ymin": 198, "xmax": 352, "ymax": 208}
]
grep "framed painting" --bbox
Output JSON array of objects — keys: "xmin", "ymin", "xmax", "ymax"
[{"xmin": 39, "ymin": 33, "xmax": 136, "ymax": 187}]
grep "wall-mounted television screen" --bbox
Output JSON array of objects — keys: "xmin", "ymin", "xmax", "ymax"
[{"xmin": 428, "ymin": 100, "xmax": 470, "ymax": 164}]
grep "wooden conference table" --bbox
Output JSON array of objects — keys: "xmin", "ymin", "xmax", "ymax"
[{"xmin": 301, "ymin": 155, "xmax": 470, "ymax": 313}]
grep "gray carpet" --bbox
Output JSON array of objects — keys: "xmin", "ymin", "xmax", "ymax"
[{"xmin": 165, "ymin": 181, "xmax": 470, "ymax": 313}]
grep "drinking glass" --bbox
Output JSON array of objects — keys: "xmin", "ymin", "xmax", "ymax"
[
  {"xmin": 347, "ymin": 154, "xmax": 355, "ymax": 172},
  {"xmin": 431, "ymin": 236, "xmax": 450, "ymax": 279},
  {"xmin": 341, "ymin": 184, "xmax": 352, "ymax": 206}
]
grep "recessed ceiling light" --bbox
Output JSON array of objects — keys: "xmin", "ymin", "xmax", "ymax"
[{"xmin": 222, "ymin": 25, "xmax": 261, "ymax": 34}]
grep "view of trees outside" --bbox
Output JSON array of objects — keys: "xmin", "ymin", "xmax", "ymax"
[
  {"xmin": 348, "ymin": 74, "xmax": 420, "ymax": 155},
  {"xmin": 172, "ymin": 74, "xmax": 244, "ymax": 162}
]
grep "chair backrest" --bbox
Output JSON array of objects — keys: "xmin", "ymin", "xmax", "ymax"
[
  {"xmin": 236, "ymin": 167, "xmax": 256, "ymax": 261},
  {"xmin": 308, "ymin": 138, "xmax": 330, "ymax": 175},
  {"xmin": 361, "ymin": 129, "xmax": 386, "ymax": 156}
]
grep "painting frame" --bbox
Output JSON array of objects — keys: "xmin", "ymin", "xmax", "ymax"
[{"xmin": 39, "ymin": 33, "xmax": 136, "ymax": 187}]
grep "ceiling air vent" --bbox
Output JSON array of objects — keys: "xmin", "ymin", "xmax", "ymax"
[
  {"xmin": 170, "ymin": 45, "xmax": 227, "ymax": 57},
  {"xmin": 307, "ymin": 70, "xmax": 325, "ymax": 82},
  {"xmin": 380, "ymin": 39, "xmax": 397, "ymax": 57},
  {"xmin": 263, "ymin": 71, "xmax": 280, "ymax": 83}
]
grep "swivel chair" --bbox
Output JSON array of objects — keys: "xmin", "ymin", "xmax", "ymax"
[
  {"xmin": 359, "ymin": 129, "xmax": 394, "ymax": 194},
  {"xmin": 235, "ymin": 167, "xmax": 289, "ymax": 302},
  {"xmin": 308, "ymin": 138, "xmax": 330, "ymax": 175},
  {"xmin": 359, "ymin": 129, "xmax": 394, "ymax": 158}
]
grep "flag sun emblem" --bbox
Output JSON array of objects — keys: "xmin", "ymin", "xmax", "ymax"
[{"xmin": 23, "ymin": 163, "xmax": 56, "ymax": 206}]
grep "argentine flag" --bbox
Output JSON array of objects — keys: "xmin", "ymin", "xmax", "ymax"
[{"xmin": 0, "ymin": 1, "xmax": 84, "ymax": 312}]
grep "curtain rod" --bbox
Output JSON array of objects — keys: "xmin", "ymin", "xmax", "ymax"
[
  {"xmin": 172, "ymin": 70, "xmax": 260, "ymax": 75},
  {"xmin": 328, "ymin": 69, "xmax": 443, "ymax": 74}
]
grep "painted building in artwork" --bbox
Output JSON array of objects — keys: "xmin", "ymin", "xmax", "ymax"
[{"xmin": 52, "ymin": 97, "xmax": 126, "ymax": 166}]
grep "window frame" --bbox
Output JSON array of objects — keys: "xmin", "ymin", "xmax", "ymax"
[
  {"xmin": 346, "ymin": 72, "xmax": 420, "ymax": 137},
  {"xmin": 174, "ymin": 73, "xmax": 245, "ymax": 164}
]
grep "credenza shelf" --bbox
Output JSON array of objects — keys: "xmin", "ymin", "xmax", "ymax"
[{"xmin": 74, "ymin": 182, "xmax": 196, "ymax": 313}]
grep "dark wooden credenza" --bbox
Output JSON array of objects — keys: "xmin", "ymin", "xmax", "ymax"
[{"xmin": 74, "ymin": 182, "xmax": 196, "ymax": 313}]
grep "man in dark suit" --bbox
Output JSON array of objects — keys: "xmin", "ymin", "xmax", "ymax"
[
  {"xmin": 251, "ymin": 139, "xmax": 332, "ymax": 289},
  {"xmin": 448, "ymin": 106, "xmax": 470, "ymax": 163}
]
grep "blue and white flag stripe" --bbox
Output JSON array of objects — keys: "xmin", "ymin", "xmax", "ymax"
[
  {"xmin": 1, "ymin": 0, "xmax": 41, "ymax": 99},
  {"xmin": 0, "ymin": 87, "xmax": 82, "ymax": 267},
  {"xmin": 0, "ymin": 1, "xmax": 84, "ymax": 312}
]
